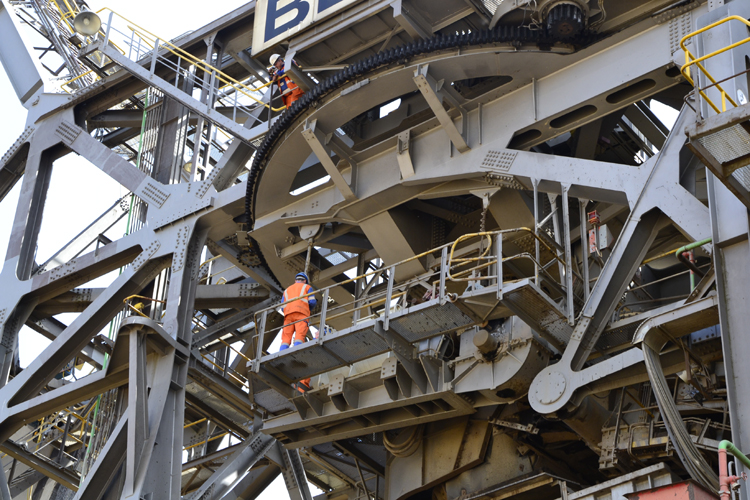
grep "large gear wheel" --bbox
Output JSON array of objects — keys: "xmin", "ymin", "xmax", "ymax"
[{"xmin": 546, "ymin": 3, "xmax": 585, "ymax": 39}]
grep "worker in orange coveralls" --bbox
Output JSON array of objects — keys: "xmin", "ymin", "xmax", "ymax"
[
  {"xmin": 269, "ymin": 54, "xmax": 305, "ymax": 108},
  {"xmin": 280, "ymin": 272, "xmax": 316, "ymax": 392}
]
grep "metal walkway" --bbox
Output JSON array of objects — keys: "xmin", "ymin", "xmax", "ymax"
[{"xmin": 247, "ymin": 230, "xmax": 577, "ymax": 425}]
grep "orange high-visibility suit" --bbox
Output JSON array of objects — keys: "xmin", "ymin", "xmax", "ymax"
[
  {"xmin": 275, "ymin": 69, "xmax": 305, "ymax": 108},
  {"xmin": 281, "ymin": 281, "xmax": 316, "ymax": 390},
  {"xmin": 281, "ymin": 281, "xmax": 316, "ymax": 348}
]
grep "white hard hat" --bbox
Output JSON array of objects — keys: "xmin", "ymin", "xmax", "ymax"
[{"xmin": 269, "ymin": 54, "xmax": 281, "ymax": 66}]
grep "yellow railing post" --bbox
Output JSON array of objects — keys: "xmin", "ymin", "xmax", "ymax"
[{"xmin": 680, "ymin": 15, "xmax": 750, "ymax": 114}]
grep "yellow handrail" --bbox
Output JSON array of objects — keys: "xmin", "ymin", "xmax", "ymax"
[
  {"xmin": 183, "ymin": 431, "xmax": 229, "ymax": 451},
  {"xmin": 680, "ymin": 15, "xmax": 750, "ymax": 114},
  {"xmin": 95, "ymin": 8, "xmax": 287, "ymax": 112},
  {"xmin": 123, "ymin": 294, "xmax": 166, "ymax": 318},
  {"xmin": 252, "ymin": 227, "xmax": 570, "ymax": 325},
  {"xmin": 49, "ymin": 0, "xmax": 76, "ymax": 31},
  {"xmin": 184, "ymin": 418, "xmax": 207, "ymax": 429},
  {"xmin": 61, "ymin": 69, "xmax": 100, "ymax": 93}
]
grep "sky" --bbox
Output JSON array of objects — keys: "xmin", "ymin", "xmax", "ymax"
[{"xmin": 0, "ymin": 1, "xmax": 324, "ymax": 498}]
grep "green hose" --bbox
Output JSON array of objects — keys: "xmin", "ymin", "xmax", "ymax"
[
  {"xmin": 720, "ymin": 440, "xmax": 750, "ymax": 470},
  {"xmin": 674, "ymin": 238, "xmax": 712, "ymax": 291},
  {"xmin": 80, "ymin": 93, "xmax": 150, "ymax": 486}
]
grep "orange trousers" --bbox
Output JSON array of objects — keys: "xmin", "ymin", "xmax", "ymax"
[
  {"xmin": 282, "ymin": 87, "xmax": 304, "ymax": 108},
  {"xmin": 281, "ymin": 312, "xmax": 309, "ymax": 347},
  {"xmin": 281, "ymin": 312, "xmax": 310, "ymax": 388}
]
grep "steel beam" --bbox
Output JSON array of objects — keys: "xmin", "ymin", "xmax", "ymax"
[
  {"xmin": 187, "ymin": 431, "xmax": 276, "ymax": 500},
  {"xmin": 392, "ymin": 0, "xmax": 433, "ymax": 39},
  {"xmin": 0, "ymin": 441, "xmax": 80, "ymax": 492},
  {"xmin": 301, "ymin": 119, "xmax": 357, "ymax": 201},
  {"xmin": 0, "ymin": 0, "xmax": 45, "ymax": 106},
  {"xmin": 35, "ymin": 194, "xmax": 130, "ymax": 275},
  {"xmin": 92, "ymin": 43, "xmax": 267, "ymax": 147},
  {"xmin": 413, "ymin": 64, "xmax": 469, "ymax": 153}
]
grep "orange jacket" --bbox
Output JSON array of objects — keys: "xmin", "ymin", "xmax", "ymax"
[{"xmin": 282, "ymin": 282, "xmax": 314, "ymax": 315}]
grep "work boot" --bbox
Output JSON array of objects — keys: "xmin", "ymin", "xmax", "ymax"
[{"xmin": 296, "ymin": 380, "xmax": 311, "ymax": 393}]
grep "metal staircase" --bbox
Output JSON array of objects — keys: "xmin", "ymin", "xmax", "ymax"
[
  {"xmin": 76, "ymin": 10, "xmax": 279, "ymax": 150},
  {"xmin": 681, "ymin": 15, "xmax": 750, "ymax": 208}
]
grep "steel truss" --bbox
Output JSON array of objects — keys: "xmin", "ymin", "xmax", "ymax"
[{"xmin": 1, "ymin": 0, "xmax": 750, "ymax": 499}]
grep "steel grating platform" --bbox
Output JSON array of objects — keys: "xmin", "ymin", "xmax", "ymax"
[
  {"xmin": 687, "ymin": 102, "xmax": 750, "ymax": 208},
  {"xmin": 260, "ymin": 299, "xmax": 477, "ymax": 382},
  {"xmin": 258, "ymin": 279, "xmax": 571, "ymax": 386},
  {"xmin": 499, "ymin": 279, "xmax": 572, "ymax": 351},
  {"xmin": 185, "ymin": 381, "xmax": 253, "ymax": 428}
]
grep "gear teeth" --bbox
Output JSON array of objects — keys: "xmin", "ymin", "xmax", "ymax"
[
  {"xmin": 547, "ymin": 3, "xmax": 585, "ymax": 39},
  {"xmin": 245, "ymin": 23, "xmax": 594, "ymax": 286}
]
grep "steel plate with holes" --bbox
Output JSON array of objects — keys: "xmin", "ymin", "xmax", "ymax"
[
  {"xmin": 698, "ymin": 124, "xmax": 750, "ymax": 164},
  {"xmin": 733, "ymin": 165, "xmax": 750, "ymax": 190},
  {"xmin": 597, "ymin": 321, "xmax": 641, "ymax": 351},
  {"xmin": 322, "ymin": 325, "xmax": 390, "ymax": 364},
  {"xmin": 254, "ymin": 387, "xmax": 296, "ymax": 414},
  {"xmin": 265, "ymin": 341, "xmax": 342, "ymax": 381},
  {"xmin": 390, "ymin": 301, "xmax": 476, "ymax": 343},
  {"xmin": 185, "ymin": 381, "xmax": 253, "ymax": 426},
  {"xmin": 502, "ymin": 280, "xmax": 571, "ymax": 346}
]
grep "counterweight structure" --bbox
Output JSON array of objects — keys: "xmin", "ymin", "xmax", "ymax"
[{"xmin": 0, "ymin": 0, "xmax": 749, "ymax": 499}]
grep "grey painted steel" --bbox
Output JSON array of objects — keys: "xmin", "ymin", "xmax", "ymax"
[
  {"xmin": 0, "ymin": 0, "xmax": 747, "ymax": 498},
  {"xmin": 186, "ymin": 430, "xmax": 276, "ymax": 500},
  {"xmin": 35, "ymin": 194, "xmax": 131, "ymax": 275},
  {"xmin": 0, "ymin": 0, "xmax": 44, "ymax": 106}
]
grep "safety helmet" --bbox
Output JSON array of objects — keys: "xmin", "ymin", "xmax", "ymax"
[
  {"xmin": 295, "ymin": 272, "xmax": 309, "ymax": 284},
  {"xmin": 269, "ymin": 54, "xmax": 281, "ymax": 66}
]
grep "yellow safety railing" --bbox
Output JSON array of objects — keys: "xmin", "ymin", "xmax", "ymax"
[
  {"xmin": 184, "ymin": 431, "xmax": 230, "ymax": 451},
  {"xmin": 50, "ymin": 0, "xmax": 77, "ymax": 32},
  {"xmin": 95, "ymin": 8, "xmax": 287, "ymax": 112},
  {"xmin": 681, "ymin": 15, "xmax": 750, "ymax": 114},
  {"xmin": 123, "ymin": 294, "xmax": 165, "ymax": 318},
  {"xmin": 248, "ymin": 227, "xmax": 578, "ymax": 371},
  {"xmin": 61, "ymin": 69, "xmax": 101, "ymax": 93}
]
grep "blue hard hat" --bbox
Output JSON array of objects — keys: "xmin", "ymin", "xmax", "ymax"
[{"xmin": 295, "ymin": 272, "xmax": 309, "ymax": 283}]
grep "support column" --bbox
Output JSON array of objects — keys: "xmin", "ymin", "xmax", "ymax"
[
  {"xmin": 122, "ymin": 224, "xmax": 208, "ymax": 500},
  {"xmin": 6, "ymin": 142, "xmax": 54, "ymax": 279},
  {"xmin": 708, "ymin": 174, "xmax": 750, "ymax": 485}
]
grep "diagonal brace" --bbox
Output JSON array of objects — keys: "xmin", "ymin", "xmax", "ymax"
[
  {"xmin": 301, "ymin": 119, "xmax": 357, "ymax": 201},
  {"xmin": 413, "ymin": 64, "xmax": 470, "ymax": 153}
]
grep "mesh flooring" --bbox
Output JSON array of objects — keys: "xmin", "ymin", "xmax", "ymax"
[
  {"xmin": 698, "ymin": 124, "xmax": 750, "ymax": 164},
  {"xmin": 322, "ymin": 326, "xmax": 390, "ymax": 364},
  {"xmin": 733, "ymin": 164, "xmax": 750, "ymax": 191},
  {"xmin": 265, "ymin": 343, "xmax": 343, "ymax": 381},
  {"xmin": 185, "ymin": 381, "xmax": 253, "ymax": 426},
  {"xmin": 596, "ymin": 321, "xmax": 640, "ymax": 351},
  {"xmin": 254, "ymin": 388, "xmax": 296, "ymax": 414},
  {"xmin": 260, "ymin": 300, "xmax": 475, "ymax": 381},
  {"xmin": 503, "ymin": 283, "xmax": 571, "ymax": 346},
  {"xmin": 390, "ymin": 302, "xmax": 475, "ymax": 343}
]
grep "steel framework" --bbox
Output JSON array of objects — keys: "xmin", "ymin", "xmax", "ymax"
[{"xmin": 1, "ymin": 0, "xmax": 750, "ymax": 499}]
